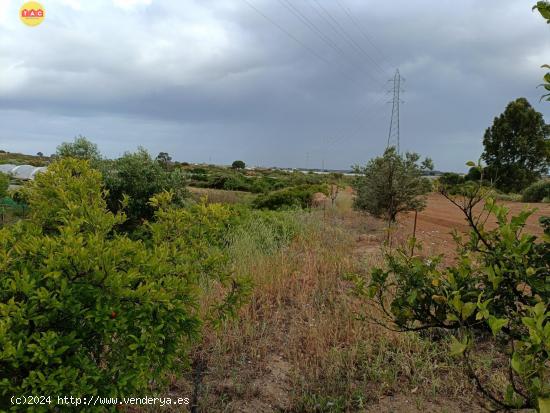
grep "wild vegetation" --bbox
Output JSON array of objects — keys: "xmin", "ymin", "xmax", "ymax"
[
  {"xmin": 1, "ymin": 136, "xmax": 547, "ymax": 412},
  {"xmin": 353, "ymin": 147, "xmax": 433, "ymax": 224},
  {"xmin": 0, "ymin": 159, "xmax": 249, "ymax": 409},
  {"xmin": 482, "ymin": 98, "xmax": 549, "ymax": 193},
  {"xmin": 356, "ymin": 169, "xmax": 549, "ymax": 411},
  {"xmin": 0, "ymin": 3, "xmax": 549, "ymax": 413}
]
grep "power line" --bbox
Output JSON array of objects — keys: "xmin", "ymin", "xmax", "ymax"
[
  {"xmin": 310, "ymin": 108, "xmax": 389, "ymax": 170},
  {"xmin": 241, "ymin": 0, "xmax": 395, "ymax": 163},
  {"xmin": 241, "ymin": 0, "xmax": 334, "ymax": 69},
  {"xmin": 307, "ymin": 87, "xmax": 389, "ymax": 156},
  {"xmin": 324, "ymin": 92, "xmax": 389, "ymax": 150},
  {"xmin": 309, "ymin": 0, "xmax": 389, "ymax": 80},
  {"xmin": 277, "ymin": 0, "xmax": 349, "ymax": 62},
  {"xmin": 334, "ymin": 0, "xmax": 394, "ymax": 71},
  {"xmin": 278, "ymin": 0, "xmax": 385, "ymax": 88},
  {"xmin": 241, "ymin": 0, "xmax": 367, "ymax": 89}
]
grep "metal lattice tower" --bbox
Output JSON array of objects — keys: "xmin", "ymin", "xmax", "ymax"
[{"xmin": 387, "ymin": 69, "xmax": 404, "ymax": 153}]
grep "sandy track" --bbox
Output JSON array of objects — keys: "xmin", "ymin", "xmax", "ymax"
[{"xmin": 399, "ymin": 194, "xmax": 549, "ymax": 254}]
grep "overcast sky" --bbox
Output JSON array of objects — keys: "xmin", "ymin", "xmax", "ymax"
[{"xmin": 0, "ymin": 0, "xmax": 548, "ymax": 171}]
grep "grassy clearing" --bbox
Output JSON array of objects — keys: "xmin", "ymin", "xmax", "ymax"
[
  {"xmin": 158, "ymin": 196, "xmax": 488, "ymax": 412},
  {"xmin": 188, "ymin": 186, "xmax": 255, "ymax": 205}
]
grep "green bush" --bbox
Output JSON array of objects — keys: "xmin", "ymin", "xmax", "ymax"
[
  {"xmin": 522, "ymin": 180, "xmax": 550, "ymax": 202},
  {"xmin": 252, "ymin": 184, "xmax": 327, "ymax": 210},
  {"xmin": 492, "ymin": 191, "xmax": 523, "ymax": 202},
  {"xmin": 0, "ymin": 159, "xmax": 246, "ymax": 410},
  {"xmin": 56, "ymin": 135, "xmax": 102, "ymax": 163},
  {"xmin": 207, "ymin": 173, "xmax": 251, "ymax": 192},
  {"xmin": 356, "ymin": 193, "xmax": 550, "ymax": 411},
  {"xmin": 438, "ymin": 172, "xmax": 465, "ymax": 186},
  {"xmin": 189, "ymin": 168, "xmax": 209, "ymax": 183},
  {"xmin": 222, "ymin": 176, "xmax": 250, "ymax": 191},
  {"xmin": 231, "ymin": 160, "xmax": 245, "ymax": 169},
  {"xmin": 0, "ymin": 173, "xmax": 8, "ymax": 199},
  {"xmin": 250, "ymin": 178, "xmax": 271, "ymax": 194},
  {"xmin": 353, "ymin": 148, "xmax": 433, "ymax": 223},
  {"xmin": 227, "ymin": 209, "xmax": 301, "ymax": 256},
  {"xmin": 464, "ymin": 166, "xmax": 482, "ymax": 181},
  {"xmin": 100, "ymin": 148, "xmax": 188, "ymax": 226}
]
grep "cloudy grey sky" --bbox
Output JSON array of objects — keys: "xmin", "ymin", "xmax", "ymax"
[{"xmin": 0, "ymin": 0, "xmax": 548, "ymax": 171}]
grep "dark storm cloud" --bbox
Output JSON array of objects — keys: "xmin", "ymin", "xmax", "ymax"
[{"xmin": 0, "ymin": 0, "xmax": 548, "ymax": 170}]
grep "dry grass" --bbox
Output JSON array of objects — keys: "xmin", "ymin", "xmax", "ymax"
[
  {"xmin": 187, "ymin": 186, "xmax": 255, "ymax": 205},
  {"xmin": 156, "ymin": 196, "xmax": 490, "ymax": 412},
  {"xmin": 136, "ymin": 190, "xmax": 540, "ymax": 412}
]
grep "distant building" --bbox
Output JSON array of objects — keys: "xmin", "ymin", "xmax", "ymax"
[{"xmin": 0, "ymin": 164, "xmax": 47, "ymax": 180}]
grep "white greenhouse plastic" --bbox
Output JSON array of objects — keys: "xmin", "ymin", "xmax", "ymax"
[{"xmin": 0, "ymin": 164, "xmax": 47, "ymax": 180}]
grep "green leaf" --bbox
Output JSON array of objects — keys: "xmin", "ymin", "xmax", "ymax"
[
  {"xmin": 461, "ymin": 302, "xmax": 476, "ymax": 320},
  {"xmin": 465, "ymin": 161, "xmax": 476, "ymax": 167},
  {"xmin": 522, "ymin": 316, "xmax": 537, "ymax": 331},
  {"xmin": 538, "ymin": 397, "xmax": 550, "ymax": 413},
  {"xmin": 446, "ymin": 313, "xmax": 459, "ymax": 322},
  {"xmin": 449, "ymin": 335, "xmax": 467, "ymax": 356},
  {"xmin": 487, "ymin": 316, "xmax": 508, "ymax": 336},
  {"xmin": 511, "ymin": 352, "xmax": 524, "ymax": 375},
  {"xmin": 451, "ymin": 294, "xmax": 463, "ymax": 313},
  {"xmin": 534, "ymin": 1, "xmax": 550, "ymax": 20}
]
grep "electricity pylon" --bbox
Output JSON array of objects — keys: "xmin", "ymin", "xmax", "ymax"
[{"xmin": 387, "ymin": 69, "xmax": 404, "ymax": 153}]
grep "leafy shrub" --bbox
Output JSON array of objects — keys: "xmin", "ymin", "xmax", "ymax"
[
  {"xmin": 147, "ymin": 193, "xmax": 250, "ymax": 322},
  {"xmin": 189, "ymin": 167, "xmax": 209, "ymax": 183},
  {"xmin": 250, "ymin": 178, "xmax": 271, "ymax": 194},
  {"xmin": 100, "ymin": 148, "xmax": 188, "ymax": 226},
  {"xmin": 222, "ymin": 176, "xmax": 250, "ymax": 191},
  {"xmin": 522, "ymin": 180, "xmax": 550, "ymax": 202},
  {"xmin": 227, "ymin": 209, "xmax": 302, "ymax": 257},
  {"xmin": 356, "ymin": 192, "xmax": 550, "ymax": 411},
  {"xmin": 353, "ymin": 147, "xmax": 433, "ymax": 223},
  {"xmin": 0, "ymin": 159, "xmax": 245, "ymax": 410},
  {"xmin": 438, "ymin": 172, "xmax": 465, "ymax": 186},
  {"xmin": 207, "ymin": 173, "xmax": 251, "ymax": 192},
  {"xmin": 465, "ymin": 167, "xmax": 482, "ymax": 181},
  {"xmin": 492, "ymin": 191, "xmax": 523, "ymax": 202},
  {"xmin": 0, "ymin": 173, "xmax": 8, "ymax": 199},
  {"xmin": 252, "ymin": 184, "xmax": 328, "ymax": 210},
  {"xmin": 231, "ymin": 160, "xmax": 245, "ymax": 169},
  {"xmin": 56, "ymin": 135, "xmax": 102, "ymax": 163}
]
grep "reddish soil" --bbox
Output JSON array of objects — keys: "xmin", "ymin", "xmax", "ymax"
[{"xmin": 399, "ymin": 194, "xmax": 549, "ymax": 256}]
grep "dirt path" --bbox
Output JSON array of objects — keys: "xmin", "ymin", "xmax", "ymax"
[{"xmin": 399, "ymin": 194, "xmax": 549, "ymax": 255}]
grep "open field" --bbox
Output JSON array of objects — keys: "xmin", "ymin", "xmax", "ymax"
[
  {"xmin": 3, "ymin": 162, "xmax": 548, "ymax": 412},
  {"xmin": 155, "ymin": 191, "xmax": 548, "ymax": 412},
  {"xmin": 3, "ymin": 2, "xmax": 550, "ymax": 410},
  {"xmin": 399, "ymin": 194, "xmax": 550, "ymax": 256},
  {"xmin": 165, "ymin": 211, "xmax": 480, "ymax": 412},
  {"xmin": 145, "ymin": 190, "xmax": 549, "ymax": 412}
]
